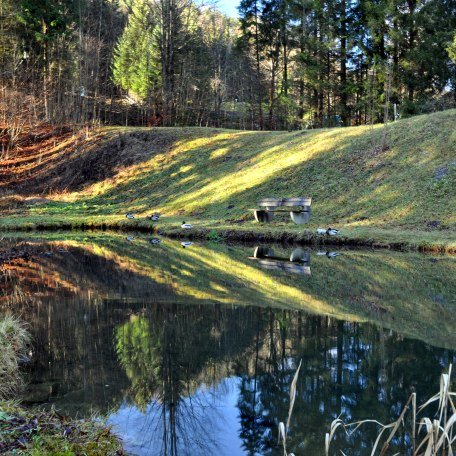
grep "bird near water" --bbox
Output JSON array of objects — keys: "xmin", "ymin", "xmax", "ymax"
[
  {"xmin": 317, "ymin": 227, "xmax": 340, "ymax": 236},
  {"xmin": 181, "ymin": 221, "xmax": 193, "ymax": 229}
]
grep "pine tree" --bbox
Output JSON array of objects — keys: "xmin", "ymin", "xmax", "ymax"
[{"xmin": 112, "ymin": 0, "xmax": 160, "ymax": 102}]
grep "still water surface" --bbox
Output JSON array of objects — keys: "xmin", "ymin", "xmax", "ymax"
[{"xmin": 1, "ymin": 233, "xmax": 455, "ymax": 455}]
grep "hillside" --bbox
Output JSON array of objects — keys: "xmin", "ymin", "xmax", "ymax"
[{"xmin": 1, "ymin": 110, "xmax": 455, "ymax": 250}]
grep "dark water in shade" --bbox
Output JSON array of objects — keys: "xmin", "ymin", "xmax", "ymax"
[{"xmin": 1, "ymin": 233, "xmax": 455, "ymax": 455}]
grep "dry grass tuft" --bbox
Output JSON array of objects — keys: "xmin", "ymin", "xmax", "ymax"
[
  {"xmin": 278, "ymin": 363, "xmax": 455, "ymax": 455},
  {"xmin": 0, "ymin": 315, "xmax": 30, "ymax": 399}
]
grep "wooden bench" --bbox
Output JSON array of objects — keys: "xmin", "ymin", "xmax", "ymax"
[{"xmin": 252, "ymin": 197, "xmax": 311, "ymax": 224}]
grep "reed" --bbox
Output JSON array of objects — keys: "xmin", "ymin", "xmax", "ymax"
[
  {"xmin": 278, "ymin": 359, "xmax": 302, "ymax": 456},
  {"xmin": 325, "ymin": 365, "xmax": 455, "ymax": 455},
  {"xmin": 278, "ymin": 363, "xmax": 455, "ymax": 455}
]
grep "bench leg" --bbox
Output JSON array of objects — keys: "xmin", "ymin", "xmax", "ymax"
[
  {"xmin": 289, "ymin": 247, "xmax": 311, "ymax": 263},
  {"xmin": 254, "ymin": 210, "xmax": 274, "ymax": 223},
  {"xmin": 253, "ymin": 246, "xmax": 275, "ymax": 258},
  {"xmin": 290, "ymin": 210, "xmax": 310, "ymax": 225}
]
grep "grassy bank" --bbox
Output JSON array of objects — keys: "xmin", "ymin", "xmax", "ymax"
[
  {"xmin": 1, "ymin": 110, "xmax": 455, "ymax": 251},
  {"xmin": 0, "ymin": 401, "xmax": 124, "ymax": 455},
  {"xmin": 0, "ymin": 315, "xmax": 124, "ymax": 455}
]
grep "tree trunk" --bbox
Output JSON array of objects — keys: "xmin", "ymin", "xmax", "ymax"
[{"xmin": 340, "ymin": 0, "xmax": 348, "ymax": 125}]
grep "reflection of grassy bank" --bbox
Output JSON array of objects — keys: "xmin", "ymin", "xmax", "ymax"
[
  {"xmin": 63, "ymin": 233, "xmax": 456, "ymax": 348},
  {"xmin": 4, "ymin": 232, "xmax": 455, "ymax": 349}
]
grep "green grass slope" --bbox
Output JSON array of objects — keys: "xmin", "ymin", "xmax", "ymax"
[{"xmin": 2, "ymin": 110, "xmax": 455, "ymax": 249}]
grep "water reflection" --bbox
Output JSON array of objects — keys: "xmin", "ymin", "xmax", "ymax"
[
  {"xmin": 0, "ymin": 234, "xmax": 455, "ymax": 455},
  {"xmin": 250, "ymin": 246, "xmax": 311, "ymax": 274}
]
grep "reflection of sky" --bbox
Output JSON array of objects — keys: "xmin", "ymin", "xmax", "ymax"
[{"xmin": 108, "ymin": 377, "xmax": 245, "ymax": 456}]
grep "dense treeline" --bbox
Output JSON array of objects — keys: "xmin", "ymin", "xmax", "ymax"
[{"xmin": 0, "ymin": 0, "xmax": 455, "ymax": 133}]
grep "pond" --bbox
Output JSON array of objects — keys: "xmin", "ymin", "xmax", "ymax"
[{"xmin": 1, "ymin": 232, "xmax": 455, "ymax": 455}]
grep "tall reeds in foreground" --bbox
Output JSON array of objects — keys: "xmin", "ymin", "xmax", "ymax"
[
  {"xmin": 279, "ymin": 363, "xmax": 455, "ymax": 455},
  {"xmin": 0, "ymin": 315, "xmax": 30, "ymax": 398},
  {"xmin": 278, "ymin": 360, "xmax": 302, "ymax": 456},
  {"xmin": 326, "ymin": 365, "xmax": 455, "ymax": 455}
]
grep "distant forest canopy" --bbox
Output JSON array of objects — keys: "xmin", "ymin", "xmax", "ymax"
[{"xmin": 0, "ymin": 0, "xmax": 455, "ymax": 131}]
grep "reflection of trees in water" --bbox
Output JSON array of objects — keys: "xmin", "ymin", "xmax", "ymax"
[
  {"xmin": 235, "ymin": 310, "xmax": 456, "ymax": 455},
  {"xmin": 18, "ymin": 296, "xmax": 131, "ymax": 414},
  {"xmin": 2, "ymin": 239, "xmax": 455, "ymax": 454},
  {"xmin": 112, "ymin": 304, "xmax": 455, "ymax": 455},
  {"xmin": 114, "ymin": 303, "xmax": 262, "ymax": 455}
]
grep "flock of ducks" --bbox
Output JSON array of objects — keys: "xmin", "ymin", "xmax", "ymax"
[
  {"xmin": 126, "ymin": 212, "xmax": 338, "ymax": 235},
  {"xmin": 126, "ymin": 212, "xmax": 161, "ymax": 221},
  {"xmin": 124, "ymin": 210, "xmax": 340, "ymax": 249},
  {"xmin": 125, "ymin": 213, "xmax": 193, "ymax": 229},
  {"xmin": 125, "ymin": 211, "xmax": 341, "ymax": 255}
]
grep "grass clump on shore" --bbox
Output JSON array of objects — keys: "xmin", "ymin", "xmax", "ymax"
[
  {"xmin": 0, "ymin": 315, "xmax": 30, "ymax": 399},
  {"xmin": 326, "ymin": 365, "xmax": 456, "ymax": 455},
  {"xmin": 280, "ymin": 363, "xmax": 455, "ymax": 455}
]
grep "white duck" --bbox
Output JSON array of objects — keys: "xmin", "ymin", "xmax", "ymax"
[
  {"xmin": 181, "ymin": 221, "xmax": 193, "ymax": 229},
  {"xmin": 126, "ymin": 213, "xmax": 135, "ymax": 220},
  {"xmin": 181, "ymin": 241, "xmax": 193, "ymax": 248}
]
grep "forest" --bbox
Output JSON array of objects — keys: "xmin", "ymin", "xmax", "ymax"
[
  {"xmin": 1, "ymin": 0, "xmax": 455, "ymax": 135},
  {"xmin": 1, "ymin": 2, "xmax": 456, "ymax": 455}
]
